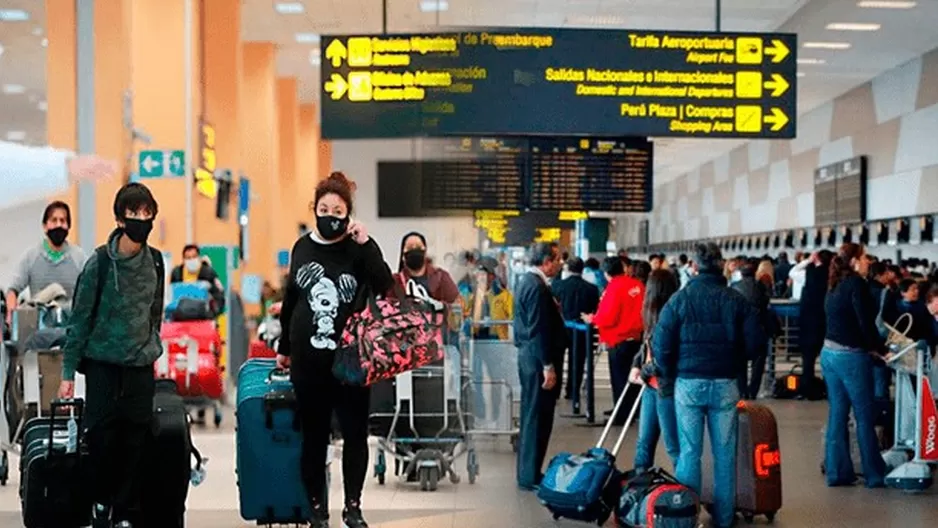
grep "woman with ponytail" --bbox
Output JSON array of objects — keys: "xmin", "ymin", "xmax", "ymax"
[{"xmin": 820, "ymin": 242, "xmax": 888, "ymax": 488}]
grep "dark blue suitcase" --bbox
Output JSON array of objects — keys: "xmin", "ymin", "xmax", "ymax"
[
  {"xmin": 537, "ymin": 385, "xmax": 645, "ymax": 525},
  {"xmin": 236, "ymin": 359, "xmax": 312, "ymax": 524}
]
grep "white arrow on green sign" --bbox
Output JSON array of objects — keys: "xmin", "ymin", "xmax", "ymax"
[{"xmin": 139, "ymin": 150, "xmax": 185, "ymax": 178}]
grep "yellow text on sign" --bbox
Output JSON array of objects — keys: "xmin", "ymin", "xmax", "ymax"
[{"xmin": 195, "ymin": 122, "xmax": 218, "ymax": 199}]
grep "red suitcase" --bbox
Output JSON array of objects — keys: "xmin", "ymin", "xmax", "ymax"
[
  {"xmin": 249, "ymin": 338, "xmax": 276, "ymax": 359},
  {"xmin": 701, "ymin": 401, "xmax": 782, "ymax": 523},
  {"xmin": 157, "ymin": 320, "xmax": 224, "ymax": 400}
]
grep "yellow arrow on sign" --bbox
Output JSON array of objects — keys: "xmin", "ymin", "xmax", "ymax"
[
  {"xmin": 324, "ymin": 73, "xmax": 348, "ymax": 100},
  {"xmin": 764, "ymin": 74, "xmax": 790, "ymax": 97},
  {"xmin": 325, "ymin": 39, "xmax": 347, "ymax": 68},
  {"xmin": 765, "ymin": 39, "xmax": 790, "ymax": 63},
  {"xmin": 763, "ymin": 107, "xmax": 789, "ymax": 132}
]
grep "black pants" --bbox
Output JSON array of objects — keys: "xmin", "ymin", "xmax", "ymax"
[
  {"xmin": 84, "ymin": 361, "xmax": 155, "ymax": 523},
  {"xmin": 800, "ymin": 341, "xmax": 822, "ymax": 397},
  {"xmin": 517, "ymin": 352, "xmax": 558, "ymax": 488},
  {"xmin": 564, "ymin": 328, "xmax": 587, "ymax": 400},
  {"xmin": 738, "ymin": 347, "xmax": 768, "ymax": 399},
  {"xmin": 609, "ymin": 340, "xmax": 642, "ymax": 423},
  {"xmin": 294, "ymin": 370, "xmax": 370, "ymax": 507}
]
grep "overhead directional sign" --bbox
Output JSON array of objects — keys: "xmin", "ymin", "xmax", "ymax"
[
  {"xmin": 139, "ymin": 150, "xmax": 185, "ymax": 178},
  {"xmin": 320, "ymin": 29, "xmax": 797, "ymax": 140}
]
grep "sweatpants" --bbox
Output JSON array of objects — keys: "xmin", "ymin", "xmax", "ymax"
[
  {"xmin": 83, "ymin": 361, "xmax": 155, "ymax": 523},
  {"xmin": 294, "ymin": 368, "xmax": 371, "ymax": 508}
]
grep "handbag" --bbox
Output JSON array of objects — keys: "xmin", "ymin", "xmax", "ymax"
[{"xmin": 332, "ymin": 285, "xmax": 445, "ymax": 386}]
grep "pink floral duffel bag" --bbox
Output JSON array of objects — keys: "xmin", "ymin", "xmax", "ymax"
[{"xmin": 332, "ymin": 294, "xmax": 445, "ymax": 386}]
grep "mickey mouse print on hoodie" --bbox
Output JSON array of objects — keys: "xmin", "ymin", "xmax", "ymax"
[{"xmin": 278, "ymin": 229, "xmax": 394, "ymax": 372}]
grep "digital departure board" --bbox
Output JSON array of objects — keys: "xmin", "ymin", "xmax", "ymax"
[
  {"xmin": 320, "ymin": 29, "xmax": 797, "ymax": 139},
  {"xmin": 420, "ymin": 137, "xmax": 526, "ymax": 211},
  {"xmin": 813, "ymin": 156, "xmax": 868, "ymax": 226},
  {"xmin": 528, "ymin": 137, "xmax": 652, "ymax": 212}
]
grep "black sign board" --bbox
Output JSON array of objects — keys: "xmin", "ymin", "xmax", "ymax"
[
  {"xmin": 813, "ymin": 156, "xmax": 868, "ymax": 226},
  {"xmin": 377, "ymin": 136, "xmax": 653, "ymax": 216},
  {"xmin": 320, "ymin": 29, "xmax": 797, "ymax": 140},
  {"xmin": 529, "ymin": 137, "xmax": 653, "ymax": 212}
]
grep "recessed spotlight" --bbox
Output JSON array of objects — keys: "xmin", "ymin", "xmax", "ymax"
[
  {"xmin": 6, "ymin": 131, "xmax": 26, "ymax": 141},
  {"xmin": 797, "ymin": 58, "xmax": 827, "ymax": 65},
  {"xmin": 295, "ymin": 33, "xmax": 320, "ymax": 44},
  {"xmin": 797, "ymin": 72, "xmax": 807, "ymax": 78},
  {"xmin": 1, "ymin": 84, "xmax": 26, "ymax": 95},
  {"xmin": 38, "ymin": 100, "xmax": 47, "ymax": 112},
  {"xmin": 0, "ymin": 43, "xmax": 4, "ymax": 57},
  {"xmin": 0, "ymin": 9, "xmax": 30, "ymax": 22},
  {"xmin": 857, "ymin": 1, "xmax": 917, "ymax": 8},
  {"xmin": 826, "ymin": 22, "xmax": 881, "ymax": 31},
  {"xmin": 274, "ymin": 2, "xmax": 305, "ymax": 15},
  {"xmin": 31, "ymin": 27, "xmax": 43, "ymax": 37},
  {"xmin": 309, "ymin": 50, "xmax": 321, "ymax": 66},
  {"xmin": 565, "ymin": 14, "xmax": 626, "ymax": 26},
  {"xmin": 41, "ymin": 38, "xmax": 48, "ymax": 48},
  {"xmin": 420, "ymin": 0, "xmax": 449, "ymax": 12},
  {"xmin": 803, "ymin": 42, "xmax": 852, "ymax": 50}
]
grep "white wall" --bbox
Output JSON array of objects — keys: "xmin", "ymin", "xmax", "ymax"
[
  {"xmin": 330, "ymin": 139, "xmax": 478, "ymax": 266},
  {"xmin": 0, "ymin": 199, "xmax": 46, "ymax": 289}
]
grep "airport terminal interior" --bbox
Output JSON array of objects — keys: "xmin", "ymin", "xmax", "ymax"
[{"xmin": 3, "ymin": 0, "xmax": 938, "ymax": 527}]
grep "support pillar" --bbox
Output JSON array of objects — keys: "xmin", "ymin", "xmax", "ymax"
[
  {"xmin": 45, "ymin": 0, "xmax": 78, "ymax": 210},
  {"xmin": 277, "ymin": 77, "xmax": 300, "ymax": 254},
  {"xmin": 297, "ymin": 103, "xmax": 321, "ymax": 202}
]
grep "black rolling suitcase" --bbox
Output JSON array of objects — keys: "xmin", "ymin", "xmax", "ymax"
[
  {"xmin": 140, "ymin": 380, "xmax": 204, "ymax": 528},
  {"xmin": 20, "ymin": 399, "xmax": 91, "ymax": 528}
]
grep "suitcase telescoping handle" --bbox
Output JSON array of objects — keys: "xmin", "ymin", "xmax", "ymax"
[
  {"xmin": 48, "ymin": 398, "xmax": 84, "ymax": 453},
  {"xmin": 595, "ymin": 384, "xmax": 646, "ymax": 456}
]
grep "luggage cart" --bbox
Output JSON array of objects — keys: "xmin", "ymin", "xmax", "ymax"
[
  {"xmin": 769, "ymin": 300, "xmax": 800, "ymax": 363},
  {"xmin": 883, "ymin": 339, "xmax": 938, "ymax": 492},
  {"xmin": 369, "ymin": 304, "xmax": 471, "ymax": 491},
  {"xmin": 463, "ymin": 319, "xmax": 521, "ymax": 483},
  {"xmin": 155, "ymin": 335, "xmax": 224, "ymax": 428}
]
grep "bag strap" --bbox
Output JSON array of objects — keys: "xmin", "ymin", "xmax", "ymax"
[{"xmin": 89, "ymin": 245, "xmax": 164, "ymax": 329}]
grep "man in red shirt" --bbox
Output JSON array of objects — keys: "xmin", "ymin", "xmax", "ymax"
[{"xmin": 583, "ymin": 256, "xmax": 645, "ymax": 425}]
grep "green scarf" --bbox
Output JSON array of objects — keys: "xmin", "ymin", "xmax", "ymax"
[{"xmin": 44, "ymin": 238, "xmax": 65, "ymax": 263}]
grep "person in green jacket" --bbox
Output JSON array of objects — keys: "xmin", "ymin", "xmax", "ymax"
[{"xmin": 58, "ymin": 182, "xmax": 165, "ymax": 528}]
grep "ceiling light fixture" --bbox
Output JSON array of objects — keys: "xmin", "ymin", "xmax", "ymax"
[
  {"xmin": 1, "ymin": 84, "xmax": 26, "ymax": 95},
  {"xmin": 6, "ymin": 131, "xmax": 26, "ymax": 141},
  {"xmin": 0, "ymin": 9, "xmax": 30, "ymax": 22},
  {"xmin": 797, "ymin": 72, "xmax": 807, "ymax": 77},
  {"xmin": 797, "ymin": 58, "xmax": 827, "ymax": 64},
  {"xmin": 420, "ymin": 1, "xmax": 449, "ymax": 12},
  {"xmin": 38, "ymin": 101, "xmax": 47, "ymax": 112},
  {"xmin": 295, "ymin": 33, "xmax": 320, "ymax": 44},
  {"xmin": 826, "ymin": 22, "xmax": 881, "ymax": 31},
  {"xmin": 31, "ymin": 28, "xmax": 43, "ymax": 36},
  {"xmin": 857, "ymin": 1, "xmax": 917, "ymax": 8},
  {"xmin": 565, "ymin": 14, "xmax": 626, "ymax": 26},
  {"xmin": 274, "ymin": 2, "xmax": 305, "ymax": 15},
  {"xmin": 309, "ymin": 50, "xmax": 321, "ymax": 66},
  {"xmin": 803, "ymin": 41, "xmax": 852, "ymax": 50},
  {"xmin": 0, "ymin": 43, "xmax": 4, "ymax": 57},
  {"xmin": 41, "ymin": 38, "xmax": 48, "ymax": 48}
]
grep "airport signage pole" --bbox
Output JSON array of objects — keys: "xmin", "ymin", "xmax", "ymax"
[
  {"xmin": 184, "ymin": 0, "xmax": 195, "ymax": 244},
  {"xmin": 75, "ymin": 0, "xmax": 96, "ymax": 252}
]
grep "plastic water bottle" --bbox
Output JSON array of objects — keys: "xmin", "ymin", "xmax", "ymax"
[
  {"xmin": 190, "ymin": 457, "xmax": 208, "ymax": 487},
  {"xmin": 66, "ymin": 414, "xmax": 78, "ymax": 454}
]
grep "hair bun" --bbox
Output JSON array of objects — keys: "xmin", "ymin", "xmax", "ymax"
[{"xmin": 327, "ymin": 171, "xmax": 356, "ymax": 192}]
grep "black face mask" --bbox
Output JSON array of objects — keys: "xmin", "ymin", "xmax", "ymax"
[
  {"xmin": 122, "ymin": 218, "xmax": 154, "ymax": 244},
  {"xmin": 404, "ymin": 249, "xmax": 426, "ymax": 271},
  {"xmin": 316, "ymin": 215, "xmax": 349, "ymax": 241},
  {"xmin": 46, "ymin": 227, "xmax": 69, "ymax": 247}
]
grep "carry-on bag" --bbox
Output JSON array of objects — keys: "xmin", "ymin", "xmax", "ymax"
[
  {"xmin": 536, "ymin": 384, "xmax": 646, "ymax": 525},
  {"xmin": 140, "ymin": 380, "xmax": 205, "ymax": 528},
  {"xmin": 616, "ymin": 467, "xmax": 699, "ymax": 528},
  {"xmin": 702, "ymin": 401, "xmax": 782, "ymax": 523},
  {"xmin": 236, "ymin": 359, "xmax": 311, "ymax": 524},
  {"xmin": 157, "ymin": 320, "xmax": 224, "ymax": 400},
  {"xmin": 20, "ymin": 399, "xmax": 91, "ymax": 528},
  {"xmin": 333, "ymin": 290, "xmax": 445, "ymax": 386}
]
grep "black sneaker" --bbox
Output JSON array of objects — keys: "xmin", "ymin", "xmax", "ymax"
[
  {"xmin": 308, "ymin": 501, "xmax": 329, "ymax": 528},
  {"xmin": 114, "ymin": 522, "xmax": 133, "ymax": 528},
  {"xmin": 342, "ymin": 502, "xmax": 369, "ymax": 528},
  {"xmin": 91, "ymin": 503, "xmax": 110, "ymax": 528}
]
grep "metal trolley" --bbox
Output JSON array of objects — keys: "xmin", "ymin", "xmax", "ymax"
[
  {"xmin": 462, "ymin": 318, "xmax": 521, "ymax": 484},
  {"xmin": 769, "ymin": 300, "xmax": 801, "ymax": 363},
  {"xmin": 369, "ymin": 304, "xmax": 473, "ymax": 491}
]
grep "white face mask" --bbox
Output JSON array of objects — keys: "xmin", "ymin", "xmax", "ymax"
[
  {"xmin": 731, "ymin": 270, "xmax": 743, "ymax": 283},
  {"xmin": 185, "ymin": 258, "xmax": 201, "ymax": 273}
]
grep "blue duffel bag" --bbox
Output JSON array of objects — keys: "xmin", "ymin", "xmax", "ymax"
[
  {"xmin": 537, "ymin": 385, "xmax": 646, "ymax": 525},
  {"xmin": 236, "ymin": 359, "xmax": 312, "ymax": 524}
]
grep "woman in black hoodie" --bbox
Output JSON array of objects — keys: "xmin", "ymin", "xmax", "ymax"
[
  {"xmin": 277, "ymin": 172, "xmax": 394, "ymax": 528},
  {"xmin": 798, "ymin": 249, "xmax": 834, "ymax": 398}
]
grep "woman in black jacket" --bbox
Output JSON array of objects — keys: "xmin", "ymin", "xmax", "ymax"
[
  {"xmin": 277, "ymin": 171, "xmax": 394, "ymax": 528},
  {"xmin": 820, "ymin": 243, "xmax": 887, "ymax": 488},
  {"xmin": 798, "ymin": 250, "xmax": 833, "ymax": 398},
  {"xmin": 732, "ymin": 258, "xmax": 771, "ymax": 399}
]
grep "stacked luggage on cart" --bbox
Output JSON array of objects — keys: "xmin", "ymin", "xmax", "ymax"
[{"xmin": 156, "ymin": 282, "xmax": 225, "ymax": 427}]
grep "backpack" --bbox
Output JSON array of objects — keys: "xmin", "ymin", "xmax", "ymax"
[
  {"xmin": 616, "ymin": 468, "xmax": 699, "ymax": 528},
  {"xmin": 332, "ymin": 287, "xmax": 445, "ymax": 386}
]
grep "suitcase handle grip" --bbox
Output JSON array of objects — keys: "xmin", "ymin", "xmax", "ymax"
[{"xmin": 267, "ymin": 368, "xmax": 290, "ymax": 383}]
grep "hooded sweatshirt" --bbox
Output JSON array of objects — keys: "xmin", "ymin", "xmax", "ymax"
[{"xmin": 62, "ymin": 229, "xmax": 164, "ymax": 381}]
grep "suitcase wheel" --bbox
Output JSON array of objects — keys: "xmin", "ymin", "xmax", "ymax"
[
  {"xmin": 0, "ymin": 451, "xmax": 7, "ymax": 486},
  {"xmin": 766, "ymin": 511, "xmax": 776, "ymax": 523}
]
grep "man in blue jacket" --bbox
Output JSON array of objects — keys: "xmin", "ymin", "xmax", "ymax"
[
  {"xmin": 513, "ymin": 242, "xmax": 565, "ymax": 490},
  {"xmin": 652, "ymin": 242, "xmax": 764, "ymax": 528}
]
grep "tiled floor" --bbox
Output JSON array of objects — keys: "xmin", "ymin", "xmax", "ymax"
[{"xmin": 1, "ymin": 397, "xmax": 937, "ymax": 527}]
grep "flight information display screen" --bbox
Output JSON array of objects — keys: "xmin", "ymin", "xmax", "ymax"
[
  {"xmin": 528, "ymin": 137, "xmax": 653, "ymax": 212},
  {"xmin": 813, "ymin": 155, "xmax": 867, "ymax": 226},
  {"xmin": 419, "ymin": 137, "xmax": 526, "ymax": 211},
  {"xmin": 320, "ymin": 29, "xmax": 797, "ymax": 140}
]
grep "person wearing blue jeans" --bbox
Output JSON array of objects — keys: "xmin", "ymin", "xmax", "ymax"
[
  {"xmin": 652, "ymin": 243, "xmax": 764, "ymax": 528},
  {"xmin": 632, "ymin": 381, "xmax": 680, "ymax": 470},
  {"xmin": 674, "ymin": 379, "xmax": 739, "ymax": 525}
]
